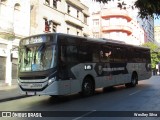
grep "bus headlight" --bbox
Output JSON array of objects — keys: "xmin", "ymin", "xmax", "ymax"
[{"xmin": 48, "ymin": 77, "xmax": 56, "ymax": 85}]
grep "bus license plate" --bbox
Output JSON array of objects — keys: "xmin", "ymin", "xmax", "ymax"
[{"xmin": 27, "ymin": 92, "xmax": 35, "ymax": 95}]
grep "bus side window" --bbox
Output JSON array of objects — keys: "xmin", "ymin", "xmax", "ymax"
[
  {"xmin": 113, "ymin": 46, "xmax": 127, "ymax": 62},
  {"xmin": 79, "ymin": 45, "xmax": 92, "ymax": 62},
  {"xmin": 60, "ymin": 46, "xmax": 66, "ymax": 65},
  {"xmin": 127, "ymin": 47, "xmax": 133, "ymax": 62},
  {"xmin": 92, "ymin": 45, "xmax": 100, "ymax": 62},
  {"xmin": 100, "ymin": 46, "xmax": 113, "ymax": 62},
  {"xmin": 59, "ymin": 45, "xmax": 68, "ymax": 79},
  {"xmin": 59, "ymin": 45, "xmax": 78, "ymax": 79},
  {"xmin": 60, "ymin": 45, "xmax": 78, "ymax": 63},
  {"xmin": 66, "ymin": 45, "xmax": 78, "ymax": 62}
]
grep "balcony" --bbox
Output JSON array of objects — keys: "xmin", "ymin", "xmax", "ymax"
[
  {"xmin": 102, "ymin": 25, "xmax": 132, "ymax": 35},
  {"xmin": 65, "ymin": 14, "xmax": 84, "ymax": 28},
  {"xmin": 0, "ymin": 17, "xmax": 14, "ymax": 35},
  {"xmin": 66, "ymin": 0, "xmax": 84, "ymax": 10},
  {"xmin": 101, "ymin": 9, "xmax": 132, "ymax": 22},
  {"xmin": 82, "ymin": 4, "xmax": 90, "ymax": 17}
]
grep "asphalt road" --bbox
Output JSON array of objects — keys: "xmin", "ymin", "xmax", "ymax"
[{"xmin": 0, "ymin": 76, "xmax": 160, "ymax": 120}]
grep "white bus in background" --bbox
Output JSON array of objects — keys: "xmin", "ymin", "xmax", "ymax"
[{"xmin": 17, "ymin": 33, "xmax": 152, "ymax": 96}]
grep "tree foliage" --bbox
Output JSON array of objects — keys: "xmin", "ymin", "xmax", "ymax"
[
  {"xmin": 93, "ymin": 0, "xmax": 160, "ymax": 19},
  {"xmin": 142, "ymin": 42, "xmax": 160, "ymax": 69}
]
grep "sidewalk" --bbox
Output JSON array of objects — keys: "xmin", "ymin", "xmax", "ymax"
[{"xmin": 0, "ymin": 83, "xmax": 29, "ymax": 102}]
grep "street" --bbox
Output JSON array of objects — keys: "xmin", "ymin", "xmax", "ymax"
[{"xmin": 0, "ymin": 76, "xmax": 160, "ymax": 120}]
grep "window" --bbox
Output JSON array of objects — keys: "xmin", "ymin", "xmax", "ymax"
[
  {"xmin": 53, "ymin": 0, "xmax": 57, "ymax": 8},
  {"xmin": 59, "ymin": 45, "xmax": 78, "ymax": 79},
  {"xmin": 113, "ymin": 46, "xmax": 127, "ymax": 62},
  {"xmin": 93, "ymin": 33, "xmax": 99, "ymax": 38},
  {"xmin": 84, "ymin": 15, "xmax": 87, "ymax": 24},
  {"xmin": 67, "ymin": 28, "xmax": 70, "ymax": 34},
  {"xmin": 77, "ymin": 10, "xmax": 79, "ymax": 18},
  {"xmin": 79, "ymin": 45, "xmax": 92, "ymax": 62},
  {"xmin": 14, "ymin": 3, "xmax": 21, "ymax": 11},
  {"xmin": 52, "ymin": 23, "xmax": 57, "ymax": 32},
  {"xmin": 67, "ymin": 5, "xmax": 70, "ymax": 14},
  {"xmin": 1, "ymin": 0, "xmax": 7, "ymax": 4},
  {"xmin": 93, "ymin": 19, "xmax": 99, "ymax": 26},
  {"xmin": 100, "ymin": 45, "xmax": 113, "ymax": 62},
  {"xmin": 19, "ymin": 44, "xmax": 56, "ymax": 72},
  {"xmin": 49, "ymin": 20, "xmax": 58, "ymax": 32},
  {"xmin": 43, "ymin": 19, "xmax": 59, "ymax": 33},
  {"xmin": 91, "ymin": 45, "xmax": 100, "ymax": 62},
  {"xmin": 45, "ymin": 0, "xmax": 50, "ymax": 5},
  {"xmin": 77, "ymin": 31, "xmax": 79, "ymax": 36},
  {"xmin": 61, "ymin": 45, "xmax": 78, "ymax": 63},
  {"xmin": 43, "ymin": 18, "xmax": 50, "ymax": 32},
  {"xmin": 14, "ymin": 3, "xmax": 21, "ymax": 33}
]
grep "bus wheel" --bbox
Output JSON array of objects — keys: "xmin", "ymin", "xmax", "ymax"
[
  {"xmin": 130, "ymin": 73, "xmax": 138, "ymax": 87},
  {"xmin": 81, "ymin": 77, "xmax": 94, "ymax": 97},
  {"xmin": 125, "ymin": 73, "xmax": 138, "ymax": 88}
]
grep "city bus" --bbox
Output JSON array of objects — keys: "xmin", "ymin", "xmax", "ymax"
[{"xmin": 17, "ymin": 33, "xmax": 152, "ymax": 96}]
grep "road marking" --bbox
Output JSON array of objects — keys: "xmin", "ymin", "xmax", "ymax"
[
  {"xmin": 72, "ymin": 110, "xmax": 96, "ymax": 120},
  {"xmin": 129, "ymin": 90, "xmax": 141, "ymax": 96}
]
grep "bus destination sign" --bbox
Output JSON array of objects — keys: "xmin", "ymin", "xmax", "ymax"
[{"xmin": 21, "ymin": 35, "xmax": 49, "ymax": 45}]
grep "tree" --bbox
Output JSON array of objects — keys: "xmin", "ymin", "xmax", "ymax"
[
  {"xmin": 142, "ymin": 42, "xmax": 160, "ymax": 69},
  {"xmin": 93, "ymin": 0, "xmax": 160, "ymax": 19}
]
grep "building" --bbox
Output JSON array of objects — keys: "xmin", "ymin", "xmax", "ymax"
[
  {"xmin": 136, "ymin": 16, "xmax": 154, "ymax": 43},
  {"xmin": 129, "ymin": 19, "xmax": 146, "ymax": 45},
  {"xmin": 154, "ymin": 26, "xmax": 160, "ymax": 46},
  {"xmin": 0, "ymin": 0, "xmax": 30, "ymax": 85},
  {"xmin": 82, "ymin": 0, "xmax": 154, "ymax": 45},
  {"xmin": 104, "ymin": 0, "xmax": 154, "ymax": 43},
  {"xmin": 92, "ymin": 8, "xmax": 145, "ymax": 45},
  {"xmin": 0, "ymin": 0, "xmax": 90, "ymax": 85},
  {"xmin": 30, "ymin": 0, "xmax": 90, "ymax": 37}
]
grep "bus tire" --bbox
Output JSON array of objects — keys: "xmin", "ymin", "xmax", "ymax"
[
  {"xmin": 125, "ymin": 73, "xmax": 138, "ymax": 88},
  {"xmin": 81, "ymin": 77, "xmax": 95, "ymax": 97},
  {"xmin": 131, "ymin": 73, "xmax": 138, "ymax": 87}
]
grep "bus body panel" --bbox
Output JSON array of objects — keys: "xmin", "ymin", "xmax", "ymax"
[{"xmin": 17, "ymin": 33, "xmax": 152, "ymax": 96}]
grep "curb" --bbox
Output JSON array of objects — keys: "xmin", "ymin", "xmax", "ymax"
[{"xmin": 0, "ymin": 95, "xmax": 31, "ymax": 103}]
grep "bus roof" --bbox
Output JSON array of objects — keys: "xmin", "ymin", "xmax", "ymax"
[
  {"xmin": 21, "ymin": 33, "xmax": 150, "ymax": 50},
  {"xmin": 57, "ymin": 33, "xmax": 150, "ymax": 50}
]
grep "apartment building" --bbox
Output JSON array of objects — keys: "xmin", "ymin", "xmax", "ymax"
[
  {"xmin": 0, "ymin": 0, "xmax": 30, "ymax": 85},
  {"xmin": 87, "ymin": 0, "xmax": 154, "ymax": 45},
  {"xmin": 136, "ymin": 16, "xmax": 154, "ymax": 43},
  {"xmin": 154, "ymin": 26, "xmax": 160, "ymax": 46},
  {"xmin": 92, "ymin": 8, "xmax": 145, "ymax": 45},
  {"xmin": 30, "ymin": 0, "xmax": 90, "ymax": 36}
]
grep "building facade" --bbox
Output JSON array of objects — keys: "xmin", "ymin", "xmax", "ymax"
[
  {"xmin": 154, "ymin": 26, "xmax": 160, "ymax": 46},
  {"xmin": 0, "ymin": 0, "xmax": 90, "ymax": 85},
  {"xmin": 87, "ymin": 0, "xmax": 154, "ymax": 45},
  {"xmin": 136, "ymin": 16, "xmax": 154, "ymax": 43},
  {"xmin": 0, "ymin": 0, "xmax": 30, "ymax": 85},
  {"xmin": 92, "ymin": 8, "xmax": 145, "ymax": 45},
  {"xmin": 30, "ymin": 0, "xmax": 90, "ymax": 37}
]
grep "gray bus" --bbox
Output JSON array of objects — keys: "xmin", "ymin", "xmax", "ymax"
[{"xmin": 17, "ymin": 33, "xmax": 152, "ymax": 96}]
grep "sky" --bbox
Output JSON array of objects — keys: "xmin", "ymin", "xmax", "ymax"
[{"xmin": 154, "ymin": 18, "xmax": 160, "ymax": 26}]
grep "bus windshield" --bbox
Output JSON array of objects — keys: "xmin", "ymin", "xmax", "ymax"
[{"xmin": 19, "ymin": 43, "xmax": 56, "ymax": 72}]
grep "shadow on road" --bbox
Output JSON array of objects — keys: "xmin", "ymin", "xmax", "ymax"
[{"xmin": 46, "ymin": 82, "xmax": 152, "ymax": 105}]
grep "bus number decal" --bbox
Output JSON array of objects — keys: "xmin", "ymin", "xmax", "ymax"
[{"xmin": 84, "ymin": 65, "xmax": 92, "ymax": 70}]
